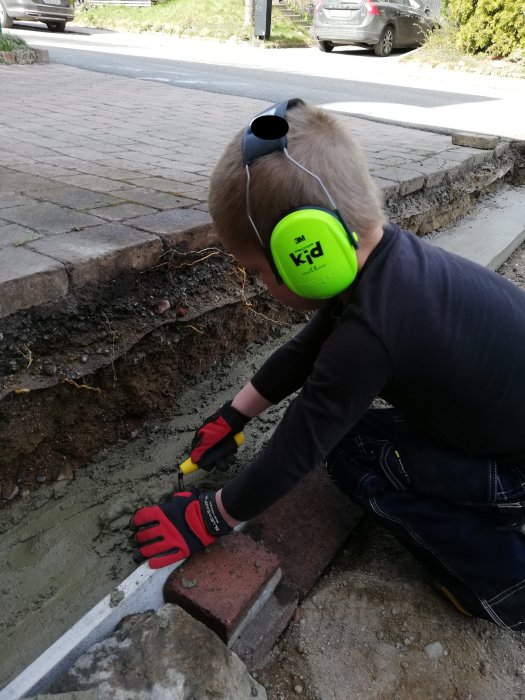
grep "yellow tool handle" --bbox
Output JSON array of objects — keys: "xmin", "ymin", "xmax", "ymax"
[{"xmin": 178, "ymin": 432, "xmax": 245, "ymax": 475}]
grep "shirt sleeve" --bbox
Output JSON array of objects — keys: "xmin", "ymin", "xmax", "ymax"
[
  {"xmin": 221, "ymin": 319, "xmax": 394, "ymax": 521},
  {"xmin": 250, "ymin": 301, "xmax": 339, "ymax": 404}
]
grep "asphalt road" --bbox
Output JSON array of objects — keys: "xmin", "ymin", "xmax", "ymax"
[
  {"xmin": 6, "ymin": 22, "xmax": 525, "ymax": 137},
  {"xmin": 44, "ymin": 47, "xmax": 495, "ymax": 109},
  {"xmin": 10, "ymin": 23, "xmax": 491, "ymax": 107}
]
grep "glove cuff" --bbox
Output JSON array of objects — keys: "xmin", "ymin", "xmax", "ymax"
[
  {"xmin": 221, "ymin": 401, "xmax": 250, "ymax": 432},
  {"xmin": 199, "ymin": 491, "xmax": 233, "ymax": 537}
]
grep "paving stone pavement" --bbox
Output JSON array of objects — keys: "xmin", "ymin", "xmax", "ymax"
[{"xmin": 0, "ymin": 63, "xmax": 509, "ymax": 318}]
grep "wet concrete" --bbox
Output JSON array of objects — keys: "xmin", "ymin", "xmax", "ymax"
[{"xmin": 0, "ymin": 325, "xmax": 299, "ymax": 688}]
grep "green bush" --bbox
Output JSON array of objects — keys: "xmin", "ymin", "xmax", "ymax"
[{"xmin": 446, "ymin": 0, "xmax": 525, "ymax": 57}]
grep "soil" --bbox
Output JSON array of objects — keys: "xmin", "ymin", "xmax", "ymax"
[
  {"xmin": 0, "ymin": 247, "xmax": 305, "ymax": 687},
  {"xmin": 1, "ymin": 237, "xmax": 525, "ymax": 697},
  {"xmin": 257, "ymin": 522, "xmax": 525, "ymax": 700},
  {"xmin": 0, "ymin": 248, "xmax": 306, "ymax": 501}
]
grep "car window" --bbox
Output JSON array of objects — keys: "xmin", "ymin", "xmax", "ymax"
[{"xmin": 408, "ymin": 0, "xmax": 424, "ymax": 8}]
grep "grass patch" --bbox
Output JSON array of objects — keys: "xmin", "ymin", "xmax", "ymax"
[
  {"xmin": 403, "ymin": 22, "xmax": 525, "ymax": 79},
  {"xmin": 0, "ymin": 32, "xmax": 43, "ymax": 63},
  {"xmin": 0, "ymin": 34, "xmax": 28, "ymax": 51},
  {"xmin": 75, "ymin": 0, "xmax": 315, "ymax": 47}
]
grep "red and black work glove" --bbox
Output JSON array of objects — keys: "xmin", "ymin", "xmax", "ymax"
[
  {"xmin": 190, "ymin": 401, "xmax": 249, "ymax": 471},
  {"xmin": 130, "ymin": 490, "xmax": 232, "ymax": 569}
]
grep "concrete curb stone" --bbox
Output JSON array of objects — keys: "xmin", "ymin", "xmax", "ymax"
[
  {"xmin": 0, "ymin": 247, "xmax": 69, "ymax": 318},
  {"xmin": 230, "ymin": 582, "xmax": 299, "ymax": 671},
  {"xmin": 452, "ymin": 132, "xmax": 500, "ymax": 150},
  {"xmin": 164, "ymin": 467, "xmax": 363, "ymax": 668},
  {"xmin": 164, "ymin": 531, "xmax": 281, "ymax": 644},
  {"xmin": 244, "ymin": 466, "xmax": 364, "ymax": 598},
  {"xmin": 26, "ymin": 225, "xmax": 163, "ymax": 288}
]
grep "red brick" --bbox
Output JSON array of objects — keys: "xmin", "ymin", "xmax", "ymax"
[
  {"xmin": 243, "ymin": 464, "xmax": 364, "ymax": 597},
  {"xmin": 163, "ymin": 531, "xmax": 281, "ymax": 642}
]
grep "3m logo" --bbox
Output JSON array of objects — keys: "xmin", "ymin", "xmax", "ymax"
[
  {"xmin": 294, "ymin": 235, "xmax": 306, "ymax": 244},
  {"xmin": 289, "ymin": 241, "xmax": 324, "ymax": 267}
]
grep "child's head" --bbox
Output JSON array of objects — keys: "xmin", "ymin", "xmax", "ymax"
[{"xmin": 209, "ymin": 99, "xmax": 385, "ymax": 263}]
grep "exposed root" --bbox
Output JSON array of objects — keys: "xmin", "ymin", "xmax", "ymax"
[
  {"xmin": 236, "ymin": 266, "xmax": 287, "ymax": 325},
  {"xmin": 62, "ymin": 378, "xmax": 102, "ymax": 393},
  {"xmin": 148, "ymin": 246, "xmax": 232, "ymax": 272},
  {"xmin": 18, "ymin": 346, "xmax": 33, "ymax": 369}
]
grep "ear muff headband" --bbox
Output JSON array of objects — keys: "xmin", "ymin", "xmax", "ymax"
[{"xmin": 243, "ymin": 99, "xmax": 359, "ymax": 299}]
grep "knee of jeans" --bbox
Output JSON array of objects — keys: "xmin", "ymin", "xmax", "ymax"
[{"xmin": 326, "ymin": 449, "xmax": 384, "ymax": 502}]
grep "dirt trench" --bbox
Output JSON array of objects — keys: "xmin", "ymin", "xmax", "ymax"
[{"xmin": 0, "ymin": 249, "xmax": 306, "ymax": 502}]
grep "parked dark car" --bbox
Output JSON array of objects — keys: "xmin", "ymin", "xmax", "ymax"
[
  {"xmin": 0, "ymin": 0, "xmax": 74, "ymax": 31},
  {"xmin": 313, "ymin": 0, "xmax": 438, "ymax": 56}
]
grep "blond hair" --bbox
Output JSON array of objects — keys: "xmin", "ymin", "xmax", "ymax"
[{"xmin": 209, "ymin": 101, "xmax": 385, "ymax": 255}]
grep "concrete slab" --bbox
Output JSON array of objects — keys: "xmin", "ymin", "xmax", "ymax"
[
  {"xmin": 26, "ymin": 224, "xmax": 163, "ymax": 288},
  {"xmin": 119, "ymin": 187, "xmax": 198, "ymax": 210},
  {"xmin": 1, "ymin": 171, "xmax": 55, "ymax": 192},
  {"xmin": 373, "ymin": 167, "xmax": 426, "ymax": 196},
  {"xmin": 431, "ymin": 187, "xmax": 525, "ymax": 270},
  {"xmin": 1, "ymin": 203, "xmax": 102, "ymax": 236},
  {"xmin": 88, "ymin": 203, "xmax": 158, "ymax": 221},
  {"xmin": 6, "ymin": 162, "xmax": 73, "ymax": 179},
  {"xmin": 125, "ymin": 208, "xmax": 213, "ymax": 242},
  {"xmin": 0, "ymin": 222, "xmax": 41, "ymax": 249},
  {"xmin": 0, "ymin": 247, "xmax": 68, "ymax": 318},
  {"xmin": 130, "ymin": 174, "xmax": 206, "ymax": 189},
  {"xmin": 32, "ymin": 185, "xmax": 121, "ymax": 211},
  {"xmin": 371, "ymin": 176, "xmax": 400, "ymax": 200},
  {"xmin": 1, "ymin": 193, "xmax": 37, "ymax": 209},
  {"xmin": 53, "ymin": 173, "xmax": 138, "ymax": 192}
]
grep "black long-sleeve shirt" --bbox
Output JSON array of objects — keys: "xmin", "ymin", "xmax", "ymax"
[{"xmin": 222, "ymin": 223, "xmax": 525, "ymax": 521}]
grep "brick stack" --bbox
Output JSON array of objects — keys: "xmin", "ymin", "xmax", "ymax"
[{"xmin": 164, "ymin": 465, "xmax": 363, "ymax": 669}]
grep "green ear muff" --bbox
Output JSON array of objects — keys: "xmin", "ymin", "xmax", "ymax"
[{"xmin": 270, "ymin": 207, "xmax": 359, "ymax": 299}]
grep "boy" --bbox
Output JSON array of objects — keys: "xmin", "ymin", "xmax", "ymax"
[{"xmin": 131, "ymin": 99, "xmax": 525, "ymax": 630}]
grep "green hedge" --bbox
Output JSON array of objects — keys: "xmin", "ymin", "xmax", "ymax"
[{"xmin": 445, "ymin": 0, "xmax": 525, "ymax": 57}]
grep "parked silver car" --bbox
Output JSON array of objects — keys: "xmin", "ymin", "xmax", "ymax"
[
  {"xmin": 313, "ymin": 0, "xmax": 437, "ymax": 56},
  {"xmin": 0, "ymin": 0, "xmax": 74, "ymax": 31}
]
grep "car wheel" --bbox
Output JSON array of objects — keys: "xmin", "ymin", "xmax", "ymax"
[
  {"xmin": 46, "ymin": 20, "xmax": 66, "ymax": 31},
  {"xmin": 374, "ymin": 25, "xmax": 394, "ymax": 56},
  {"xmin": 318, "ymin": 40, "xmax": 334, "ymax": 53},
  {"xmin": 0, "ymin": 0, "xmax": 14, "ymax": 28}
]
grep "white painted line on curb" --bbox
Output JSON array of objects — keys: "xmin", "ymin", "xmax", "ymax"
[
  {"xmin": 0, "ymin": 561, "xmax": 179, "ymax": 700},
  {"xmin": 2, "ymin": 521, "xmax": 247, "ymax": 699}
]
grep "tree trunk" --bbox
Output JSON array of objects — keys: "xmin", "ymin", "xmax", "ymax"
[{"xmin": 243, "ymin": 0, "xmax": 254, "ymax": 27}]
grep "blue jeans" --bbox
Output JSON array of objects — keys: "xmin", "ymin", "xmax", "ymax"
[{"xmin": 326, "ymin": 408, "xmax": 525, "ymax": 630}]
